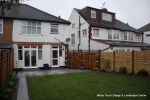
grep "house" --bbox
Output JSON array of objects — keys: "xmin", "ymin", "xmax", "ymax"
[
  {"xmin": 138, "ymin": 23, "xmax": 150, "ymax": 44},
  {"xmin": 0, "ymin": 4, "xmax": 70, "ymax": 69},
  {"xmin": 68, "ymin": 6, "xmax": 150, "ymax": 52}
]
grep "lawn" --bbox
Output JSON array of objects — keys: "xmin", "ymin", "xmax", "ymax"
[{"xmin": 27, "ymin": 72, "xmax": 150, "ymax": 100}]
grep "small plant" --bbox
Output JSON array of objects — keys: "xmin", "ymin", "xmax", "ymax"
[
  {"xmin": 119, "ymin": 66, "xmax": 127, "ymax": 74},
  {"xmin": 138, "ymin": 69, "xmax": 148, "ymax": 77},
  {"xmin": 102, "ymin": 59, "xmax": 111, "ymax": 72},
  {"xmin": 101, "ymin": 69, "xmax": 106, "ymax": 72}
]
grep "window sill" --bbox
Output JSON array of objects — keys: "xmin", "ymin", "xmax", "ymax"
[
  {"xmin": 19, "ymin": 33, "xmax": 43, "ymax": 36},
  {"xmin": 50, "ymin": 32, "xmax": 59, "ymax": 34}
]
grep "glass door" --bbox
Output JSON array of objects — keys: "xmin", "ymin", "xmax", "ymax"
[
  {"xmin": 24, "ymin": 50, "xmax": 30, "ymax": 67},
  {"xmin": 24, "ymin": 49, "xmax": 37, "ymax": 68},
  {"xmin": 52, "ymin": 49, "xmax": 59, "ymax": 67}
]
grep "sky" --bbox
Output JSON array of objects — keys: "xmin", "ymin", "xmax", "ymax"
[{"xmin": 23, "ymin": 0, "xmax": 150, "ymax": 29}]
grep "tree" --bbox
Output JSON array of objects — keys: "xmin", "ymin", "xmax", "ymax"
[{"xmin": 0, "ymin": 0, "xmax": 28, "ymax": 15}]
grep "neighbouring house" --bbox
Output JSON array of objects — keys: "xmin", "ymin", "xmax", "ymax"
[
  {"xmin": 138, "ymin": 23, "xmax": 150, "ymax": 44},
  {"xmin": 68, "ymin": 6, "xmax": 150, "ymax": 52},
  {"xmin": 0, "ymin": 4, "xmax": 70, "ymax": 69}
]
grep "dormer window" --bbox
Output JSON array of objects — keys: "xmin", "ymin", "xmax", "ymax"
[
  {"xmin": 102, "ymin": 12, "xmax": 112, "ymax": 22},
  {"xmin": 91, "ymin": 10, "xmax": 96, "ymax": 18}
]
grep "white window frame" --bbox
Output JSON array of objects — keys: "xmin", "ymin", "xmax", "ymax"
[
  {"xmin": 128, "ymin": 32, "xmax": 133, "ymax": 41},
  {"xmin": 71, "ymin": 34, "xmax": 75, "ymax": 45},
  {"xmin": 91, "ymin": 10, "xmax": 96, "ymax": 18},
  {"xmin": 38, "ymin": 46, "xmax": 42, "ymax": 60},
  {"xmin": 18, "ymin": 46, "xmax": 23, "ymax": 61},
  {"xmin": 82, "ymin": 29, "xmax": 87, "ymax": 37},
  {"xmin": 108, "ymin": 30, "xmax": 119, "ymax": 40},
  {"xmin": 51, "ymin": 24, "xmax": 59, "ymax": 33},
  {"xmin": 21, "ymin": 21, "xmax": 41, "ymax": 35},
  {"xmin": 93, "ymin": 29, "xmax": 99, "ymax": 37},
  {"xmin": 0, "ymin": 19, "xmax": 3, "ymax": 34},
  {"xmin": 108, "ymin": 30, "xmax": 113, "ymax": 39},
  {"xmin": 124, "ymin": 32, "xmax": 128, "ymax": 40},
  {"xmin": 102, "ymin": 12, "xmax": 112, "ymax": 22}
]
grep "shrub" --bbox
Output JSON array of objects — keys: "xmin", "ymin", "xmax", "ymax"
[
  {"xmin": 103, "ymin": 59, "xmax": 111, "ymax": 72},
  {"xmin": 138, "ymin": 69, "xmax": 148, "ymax": 77},
  {"xmin": 119, "ymin": 66, "xmax": 127, "ymax": 74}
]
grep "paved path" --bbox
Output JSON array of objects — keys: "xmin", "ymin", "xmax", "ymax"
[{"xmin": 17, "ymin": 68, "xmax": 89, "ymax": 100}]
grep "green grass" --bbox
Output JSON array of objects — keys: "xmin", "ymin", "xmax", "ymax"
[{"xmin": 27, "ymin": 72, "xmax": 150, "ymax": 100}]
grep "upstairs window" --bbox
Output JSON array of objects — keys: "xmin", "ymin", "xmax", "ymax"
[
  {"xmin": 124, "ymin": 32, "xmax": 127, "ymax": 40},
  {"xmin": 0, "ymin": 19, "xmax": 3, "ymax": 34},
  {"xmin": 82, "ymin": 29, "xmax": 87, "ymax": 37},
  {"xmin": 51, "ymin": 24, "xmax": 59, "ymax": 33},
  {"xmin": 93, "ymin": 29, "xmax": 99, "ymax": 36},
  {"xmin": 102, "ymin": 12, "xmax": 112, "ymax": 22},
  {"xmin": 21, "ymin": 21, "xmax": 41, "ymax": 34},
  {"xmin": 128, "ymin": 32, "xmax": 133, "ymax": 41},
  {"xmin": 108, "ymin": 30, "xmax": 119, "ymax": 40},
  {"xmin": 113, "ymin": 31, "xmax": 119, "ymax": 40},
  {"xmin": 108, "ymin": 30, "xmax": 113, "ymax": 39},
  {"xmin": 91, "ymin": 10, "xmax": 96, "ymax": 18},
  {"xmin": 71, "ymin": 34, "xmax": 75, "ymax": 45}
]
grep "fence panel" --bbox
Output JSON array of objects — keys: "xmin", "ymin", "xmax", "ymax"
[
  {"xmin": 0, "ymin": 49, "xmax": 14, "ymax": 91},
  {"xmin": 66, "ymin": 50, "xmax": 150, "ymax": 75}
]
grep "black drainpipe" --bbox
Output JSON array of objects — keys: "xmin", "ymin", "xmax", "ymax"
[{"xmin": 78, "ymin": 16, "xmax": 81, "ymax": 51}]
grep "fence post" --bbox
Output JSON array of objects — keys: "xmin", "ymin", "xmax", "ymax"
[
  {"xmin": 113, "ymin": 51, "xmax": 115, "ymax": 72},
  {"xmin": 80, "ymin": 50, "xmax": 82, "ymax": 68},
  {"xmin": 99, "ymin": 50, "xmax": 101, "ymax": 69},
  {"xmin": 132, "ymin": 50, "xmax": 135, "ymax": 74}
]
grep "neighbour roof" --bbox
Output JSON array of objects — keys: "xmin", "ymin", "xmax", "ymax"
[
  {"xmin": 138, "ymin": 23, "xmax": 150, "ymax": 32},
  {"xmin": 75, "ymin": 7, "xmax": 142, "ymax": 34},
  {"xmin": 0, "ymin": 43, "xmax": 12, "ymax": 49},
  {"xmin": 92, "ymin": 39, "xmax": 150, "ymax": 47},
  {"xmin": 0, "ymin": 4, "xmax": 70, "ymax": 24}
]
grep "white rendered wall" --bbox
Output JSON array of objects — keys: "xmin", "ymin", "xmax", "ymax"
[
  {"xmin": 12, "ymin": 20, "xmax": 70, "ymax": 43},
  {"xmin": 68, "ymin": 9, "xmax": 89, "ymax": 50}
]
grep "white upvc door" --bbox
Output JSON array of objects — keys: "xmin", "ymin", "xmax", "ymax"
[
  {"xmin": 52, "ymin": 47, "xmax": 59, "ymax": 67},
  {"xmin": 24, "ymin": 48, "xmax": 37, "ymax": 68}
]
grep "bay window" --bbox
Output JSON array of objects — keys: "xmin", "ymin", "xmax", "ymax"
[{"xmin": 93, "ymin": 29, "xmax": 99, "ymax": 36}]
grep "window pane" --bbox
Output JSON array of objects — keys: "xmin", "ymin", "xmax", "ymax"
[
  {"xmin": 38, "ymin": 46, "xmax": 42, "ymax": 60},
  {"xmin": 124, "ymin": 33, "xmax": 127, "ymax": 40},
  {"xmin": 38, "ymin": 50, "xmax": 42, "ymax": 60},
  {"xmin": 102, "ymin": 13, "xmax": 112, "ymax": 21},
  {"xmin": 32, "ymin": 26, "xmax": 36, "ymax": 34},
  {"xmin": 27, "ymin": 26, "xmax": 31, "ymax": 34},
  {"xmin": 59, "ymin": 46, "xmax": 62, "ymax": 57},
  {"xmin": 108, "ymin": 30, "xmax": 112, "ymax": 39},
  {"xmin": 51, "ymin": 25, "xmax": 58, "ymax": 33},
  {"xmin": 18, "ymin": 50, "xmax": 23, "ymax": 60},
  {"xmin": 32, "ymin": 21, "xmax": 36, "ymax": 26},
  {"xmin": 0, "ymin": 24, "xmax": 2, "ymax": 33},
  {"xmin": 71, "ymin": 34, "xmax": 75, "ymax": 45},
  {"xmin": 37, "ymin": 22, "xmax": 41, "ymax": 26},
  {"xmin": 27, "ymin": 21, "xmax": 31, "ymax": 26},
  {"xmin": 18, "ymin": 46, "xmax": 22, "ymax": 49}
]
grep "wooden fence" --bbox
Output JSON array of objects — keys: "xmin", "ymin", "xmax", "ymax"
[
  {"xmin": 66, "ymin": 50, "xmax": 150, "ymax": 74},
  {"xmin": 0, "ymin": 49, "xmax": 14, "ymax": 91}
]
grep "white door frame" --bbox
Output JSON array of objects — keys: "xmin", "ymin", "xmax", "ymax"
[
  {"xmin": 52, "ymin": 46, "xmax": 59, "ymax": 67},
  {"xmin": 23, "ymin": 48, "xmax": 37, "ymax": 68}
]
